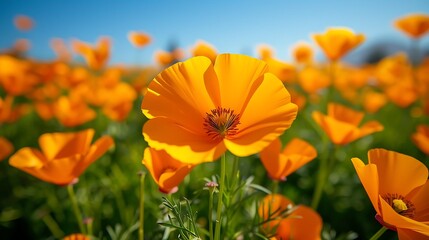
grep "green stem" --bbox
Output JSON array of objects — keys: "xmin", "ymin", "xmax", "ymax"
[
  {"xmin": 271, "ymin": 181, "xmax": 279, "ymax": 195},
  {"xmin": 42, "ymin": 213, "xmax": 64, "ymax": 239},
  {"xmin": 311, "ymin": 140, "xmax": 332, "ymax": 209},
  {"xmin": 86, "ymin": 219, "xmax": 93, "ymax": 237},
  {"xmin": 214, "ymin": 153, "xmax": 227, "ymax": 240},
  {"xmin": 369, "ymin": 226, "xmax": 388, "ymax": 240},
  {"xmin": 139, "ymin": 172, "xmax": 146, "ymax": 240},
  {"xmin": 208, "ymin": 190, "xmax": 214, "ymax": 240},
  {"xmin": 67, "ymin": 184, "xmax": 86, "ymax": 234}
]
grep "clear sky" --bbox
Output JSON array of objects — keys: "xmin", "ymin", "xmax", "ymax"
[{"xmin": 1, "ymin": 0, "xmax": 429, "ymax": 65}]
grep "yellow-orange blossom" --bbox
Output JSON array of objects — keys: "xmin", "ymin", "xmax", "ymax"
[{"xmin": 141, "ymin": 54, "xmax": 298, "ymax": 164}]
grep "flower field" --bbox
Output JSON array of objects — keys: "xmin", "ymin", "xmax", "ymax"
[{"xmin": 1, "ymin": 11, "xmax": 429, "ymax": 240}]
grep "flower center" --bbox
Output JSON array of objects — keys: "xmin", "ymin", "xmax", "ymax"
[
  {"xmin": 382, "ymin": 193, "xmax": 415, "ymax": 218},
  {"xmin": 203, "ymin": 107, "xmax": 240, "ymax": 140}
]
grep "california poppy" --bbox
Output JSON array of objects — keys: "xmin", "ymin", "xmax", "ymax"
[
  {"xmin": 9, "ymin": 129, "xmax": 114, "ymax": 185},
  {"xmin": 312, "ymin": 103, "xmax": 383, "ymax": 145},
  {"xmin": 0, "ymin": 137, "xmax": 14, "ymax": 161},
  {"xmin": 258, "ymin": 194, "xmax": 322, "ymax": 240},
  {"xmin": 362, "ymin": 90, "xmax": 387, "ymax": 114},
  {"xmin": 54, "ymin": 96, "xmax": 96, "ymax": 127},
  {"xmin": 142, "ymin": 54, "xmax": 298, "ymax": 164},
  {"xmin": 352, "ymin": 149, "xmax": 429, "ymax": 239},
  {"xmin": 298, "ymin": 67, "xmax": 331, "ymax": 94},
  {"xmin": 313, "ymin": 27, "xmax": 365, "ymax": 61},
  {"xmin": 153, "ymin": 48, "xmax": 185, "ymax": 67},
  {"xmin": 260, "ymin": 138, "xmax": 317, "ymax": 181},
  {"xmin": 102, "ymin": 82, "xmax": 137, "ymax": 121},
  {"xmin": 0, "ymin": 55, "xmax": 37, "ymax": 96},
  {"xmin": 50, "ymin": 38, "xmax": 72, "ymax": 62},
  {"xmin": 0, "ymin": 96, "xmax": 29, "ymax": 123},
  {"xmin": 191, "ymin": 40, "xmax": 217, "ymax": 63},
  {"xmin": 394, "ymin": 14, "xmax": 429, "ymax": 39},
  {"xmin": 72, "ymin": 37, "xmax": 111, "ymax": 70},
  {"xmin": 264, "ymin": 57, "xmax": 296, "ymax": 84},
  {"xmin": 291, "ymin": 42, "xmax": 314, "ymax": 65},
  {"xmin": 14, "ymin": 15, "xmax": 34, "ymax": 31},
  {"xmin": 143, "ymin": 147, "xmax": 194, "ymax": 194},
  {"xmin": 63, "ymin": 233, "xmax": 90, "ymax": 240},
  {"xmin": 412, "ymin": 125, "xmax": 429, "ymax": 155},
  {"xmin": 128, "ymin": 31, "xmax": 151, "ymax": 48}
]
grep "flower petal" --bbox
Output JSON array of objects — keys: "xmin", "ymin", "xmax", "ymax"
[
  {"xmin": 407, "ymin": 181, "xmax": 429, "ymax": 222},
  {"xmin": 379, "ymin": 196, "xmax": 429, "ymax": 236},
  {"xmin": 143, "ymin": 118, "xmax": 226, "ymax": 164},
  {"xmin": 281, "ymin": 138, "xmax": 317, "ymax": 177},
  {"xmin": 276, "ymin": 205, "xmax": 323, "ymax": 240},
  {"xmin": 351, "ymin": 157, "xmax": 380, "ymax": 214},
  {"xmin": 312, "ymin": 112, "xmax": 355, "ymax": 145},
  {"xmin": 214, "ymin": 54, "xmax": 268, "ymax": 111},
  {"xmin": 74, "ymin": 135, "xmax": 114, "ymax": 177},
  {"xmin": 38, "ymin": 129, "xmax": 94, "ymax": 160},
  {"xmin": 225, "ymin": 73, "xmax": 297, "ymax": 156},
  {"xmin": 143, "ymin": 147, "xmax": 194, "ymax": 193},
  {"xmin": 141, "ymin": 56, "xmax": 217, "ymax": 134},
  {"xmin": 260, "ymin": 138, "xmax": 288, "ymax": 180},
  {"xmin": 368, "ymin": 149, "xmax": 428, "ymax": 197}
]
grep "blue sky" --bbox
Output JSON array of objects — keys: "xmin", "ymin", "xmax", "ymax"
[{"xmin": 1, "ymin": 0, "xmax": 429, "ymax": 65}]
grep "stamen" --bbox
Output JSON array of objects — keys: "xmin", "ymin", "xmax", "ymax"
[
  {"xmin": 381, "ymin": 193, "xmax": 415, "ymax": 218},
  {"xmin": 203, "ymin": 107, "xmax": 240, "ymax": 140}
]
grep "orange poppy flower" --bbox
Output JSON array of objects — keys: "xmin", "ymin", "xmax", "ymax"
[
  {"xmin": 9, "ymin": 129, "xmax": 114, "ymax": 185},
  {"xmin": 0, "ymin": 137, "xmax": 14, "ymax": 161},
  {"xmin": 351, "ymin": 149, "xmax": 429, "ymax": 239},
  {"xmin": 384, "ymin": 81, "xmax": 418, "ymax": 108},
  {"xmin": 102, "ymin": 82, "xmax": 137, "ymax": 121},
  {"xmin": 257, "ymin": 44, "xmax": 274, "ymax": 61},
  {"xmin": 143, "ymin": 147, "xmax": 194, "ymax": 194},
  {"xmin": 312, "ymin": 103, "xmax": 384, "ymax": 145},
  {"xmin": 191, "ymin": 40, "xmax": 217, "ymax": 63},
  {"xmin": 362, "ymin": 90, "xmax": 388, "ymax": 114},
  {"xmin": 13, "ymin": 39, "xmax": 31, "ymax": 53},
  {"xmin": 260, "ymin": 138, "xmax": 317, "ymax": 181},
  {"xmin": 394, "ymin": 14, "xmax": 429, "ymax": 39},
  {"xmin": 128, "ymin": 31, "xmax": 152, "ymax": 48},
  {"xmin": 14, "ymin": 15, "xmax": 34, "ymax": 31},
  {"xmin": 291, "ymin": 42, "xmax": 314, "ymax": 65},
  {"xmin": 298, "ymin": 67, "xmax": 331, "ymax": 94},
  {"xmin": 54, "ymin": 96, "xmax": 96, "ymax": 127},
  {"xmin": 34, "ymin": 101, "xmax": 56, "ymax": 120},
  {"xmin": 264, "ymin": 57, "xmax": 296, "ymax": 84},
  {"xmin": 258, "ymin": 194, "xmax": 322, "ymax": 239},
  {"xmin": 142, "ymin": 54, "xmax": 298, "ymax": 164},
  {"xmin": 412, "ymin": 125, "xmax": 429, "ymax": 155},
  {"xmin": 0, "ymin": 96, "xmax": 30, "ymax": 123},
  {"xmin": 154, "ymin": 48, "xmax": 185, "ymax": 67},
  {"xmin": 313, "ymin": 27, "xmax": 365, "ymax": 61},
  {"xmin": 72, "ymin": 37, "xmax": 111, "ymax": 70},
  {"xmin": 375, "ymin": 53, "xmax": 413, "ymax": 87},
  {"xmin": 63, "ymin": 233, "xmax": 90, "ymax": 240},
  {"xmin": 50, "ymin": 38, "xmax": 72, "ymax": 62},
  {"xmin": 0, "ymin": 55, "xmax": 37, "ymax": 96},
  {"xmin": 289, "ymin": 89, "xmax": 307, "ymax": 110}
]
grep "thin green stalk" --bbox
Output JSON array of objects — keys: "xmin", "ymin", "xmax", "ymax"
[
  {"xmin": 208, "ymin": 189, "xmax": 215, "ymax": 240},
  {"xmin": 214, "ymin": 153, "xmax": 227, "ymax": 240},
  {"xmin": 271, "ymin": 180, "xmax": 279, "ymax": 195},
  {"xmin": 311, "ymin": 139, "xmax": 332, "ymax": 209},
  {"xmin": 369, "ymin": 226, "xmax": 388, "ymax": 240},
  {"xmin": 41, "ymin": 213, "xmax": 64, "ymax": 239},
  {"xmin": 67, "ymin": 184, "xmax": 86, "ymax": 234},
  {"xmin": 139, "ymin": 172, "xmax": 146, "ymax": 240},
  {"xmin": 86, "ymin": 218, "xmax": 93, "ymax": 237}
]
